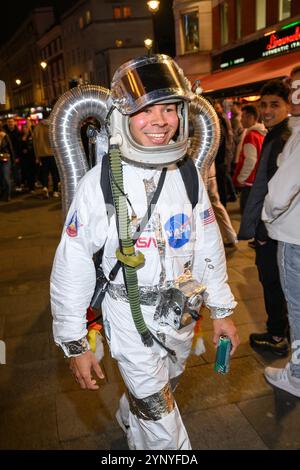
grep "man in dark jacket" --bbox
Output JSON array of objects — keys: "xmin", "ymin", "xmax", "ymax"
[
  {"xmin": 3, "ymin": 118, "xmax": 22, "ymax": 191},
  {"xmin": 238, "ymin": 79, "xmax": 290, "ymax": 356}
]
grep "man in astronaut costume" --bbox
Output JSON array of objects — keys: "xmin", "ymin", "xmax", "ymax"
[{"xmin": 50, "ymin": 55, "xmax": 239, "ymax": 450}]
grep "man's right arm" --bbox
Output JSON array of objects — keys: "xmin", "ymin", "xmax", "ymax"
[{"xmin": 50, "ymin": 167, "xmax": 108, "ymax": 353}]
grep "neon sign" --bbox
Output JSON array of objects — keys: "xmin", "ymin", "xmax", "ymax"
[
  {"xmin": 213, "ymin": 23, "xmax": 300, "ymax": 71},
  {"xmin": 266, "ymin": 26, "xmax": 300, "ymax": 50}
]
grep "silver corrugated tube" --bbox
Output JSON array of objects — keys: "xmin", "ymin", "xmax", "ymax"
[
  {"xmin": 49, "ymin": 85, "xmax": 111, "ymax": 218},
  {"xmin": 188, "ymin": 94, "xmax": 220, "ymax": 186}
]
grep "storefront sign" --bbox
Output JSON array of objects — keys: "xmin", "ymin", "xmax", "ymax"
[{"xmin": 213, "ymin": 22, "xmax": 300, "ymax": 71}]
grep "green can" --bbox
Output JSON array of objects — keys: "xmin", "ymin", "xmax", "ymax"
[{"xmin": 214, "ymin": 335, "xmax": 231, "ymax": 374}]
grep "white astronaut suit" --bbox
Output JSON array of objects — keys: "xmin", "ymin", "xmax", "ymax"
[{"xmin": 50, "ymin": 55, "xmax": 236, "ymax": 450}]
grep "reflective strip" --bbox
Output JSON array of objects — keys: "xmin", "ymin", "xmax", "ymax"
[{"xmin": 128, "ymin": 382, "xmax": 175, "ymax": 421}]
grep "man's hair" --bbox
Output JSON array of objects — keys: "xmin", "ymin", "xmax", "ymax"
[
  {"xmin": 241, "ymin": 105, "xmax": 258, "ymax": 120},
  {"xmin": 260, "ymin": 79, "xmax": 290, "ymax": 103},
  {"xmin": 290, "ymin": 65, "xmax": 300, "ymax": 76}
]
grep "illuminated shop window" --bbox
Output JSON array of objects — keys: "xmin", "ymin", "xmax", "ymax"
[
  {"xmin": 279, "ymin": 0, "xmax": 291, "ymax": 21},
  {"xmin": 86, "ymin": 10, "xmax": 92, "ymax": 24},
  {"xmin": 113, "ymin": 6, "xmax": 132, "ymax": 19},
  {"xmin": 256, "ymin": 0, "xmax": 266, "ymax": 30},
  {"xmin": 123, "ymin": 6, "xmax": 132, "ymax": 18},
  {"xmin": 220, "ymin": 2, "xmax": 228, "ymax": 46},
  {"xmin": 182, "ymin": 11, "xmax": 199, "ymax": 53}
]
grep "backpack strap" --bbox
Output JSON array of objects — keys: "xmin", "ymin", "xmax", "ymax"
[
  {"xmin": 100, "ymin": 153, "xmax": 113, "ymax": 210},
  {"xmin": 177, "ymin": 156, "xmax": 199, "ymax": 209}
]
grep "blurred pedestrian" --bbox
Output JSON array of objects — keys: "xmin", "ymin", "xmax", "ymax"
[
  {"xmin": 239, "ymin": 79, "xmax": 290, "ymax": 356},
  {"xmin": 0, "ymin": 121, "xmax": 14, "ymax": 201},
  {"xmin": 262, "ymin": 66, "xmax": 300, "ymax": 396},
  {"xmin": 214, "ymin": 101, "xmax": 237, "ymax": 205},
  {"xmin": 208, "ymin": 162, "xmax": 237, "ymax": 248},
  {"xmin": 233, "ymin": 105, "xmax": 266, "ymax": 213},
  {"xmin": 21, "ymin": 122, "xmax": 36, "ymax": 193},
  {"xmin": 230, "ymin": 100, "xmax": 244, "ymax": 169},
  {"xmin": 3, "ymin": 117, "xmax": 22, "ymax": 192},
  {"xmin": 32, "ymin": 110, "xmax": 60, "ymax": 198}
]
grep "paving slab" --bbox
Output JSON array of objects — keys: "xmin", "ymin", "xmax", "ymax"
[
  {"xmin": 4, "ymin": 331, "xmax": 50, "ymax": 365},
  {"xmin": 0, "ymin": 395, "xmax": 60, "ymax": 450},
  {"xmin": 238, "ymin": 394, "xmax": 300, "ymax": 449},
  {"xmin": 3, "ymin": 305, "xmax": 51, "ymax": 338},
  {"xmin": 0, "ymin": 315, "xmax": 5, "ymax": 338},
  {"xmin": 175, "ymin": 356, "xmax": 271, "ymax": 414},
  {"xmin": 61, "ymin": 430, "xmax": 128, "ymax": 450},
  {"xmin": 184, "ymin": 403, "xmax": 268, "ymax": 450},
  {"xmin": 0, "ymin": 292, "xmax": 50, "ymax": 317},
  {"xmin": 0, "ymin": 359, "xmax": 78, "ymax": 409},
  {"xmin": 56, "ymin": 383, "xmax": 125, "ymax": 441}
]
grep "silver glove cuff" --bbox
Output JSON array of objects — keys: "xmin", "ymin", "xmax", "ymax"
[
  {"xmin": 61, "ymin": 336, "xmax": 90, "ymax": 358},
  {"xmin": 210, "ymin": 307, "xmax": 233, "ymax": 320}
]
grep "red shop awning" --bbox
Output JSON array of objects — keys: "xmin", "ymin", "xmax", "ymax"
[{"xmin": 190, "ymin": 51, "xmax": 300, "ymax": 94}]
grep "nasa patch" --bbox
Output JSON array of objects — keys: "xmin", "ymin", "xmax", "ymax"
[
  {"xmin": 164, "ymin": 213, "xmax": 191, "ymax": 249},
  {"xmin": 66, "ymin": 210, "xmax": 82, "ymax": 237}
]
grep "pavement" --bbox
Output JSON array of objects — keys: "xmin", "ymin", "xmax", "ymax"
[{"xmin": 0, "ymin": 190, "xmax": 299, "ymax": 451}]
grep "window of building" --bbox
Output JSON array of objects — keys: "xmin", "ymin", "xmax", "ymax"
[
  {"xmin": 236, "ymin": 0, "xmax": 241, "ymax": 39},
  {"xmin": 123, "ymin": 6, "xmax": 131, "ymax": 18},
  {"xmin": 279, "ymin": 0, "xmax": 291, "ymax": 21},
  {"xmin": 79, "ymin": 16, "xmax": 84, "ymax": 29},
  {"xmin": 256, "ymin": 0, "xmax": 266, "ymax": 30},
  {"xmin": 182, "ymin": 11, "xmax": 199, "ymax": 53},
  {"xmin": 220, "ymin": 2, "xmax": 229, "ymax": 46},
  {"xmin": 113, "ymin": 6, "xmax": 132, "ymax": 19},
  {"xmin": 86, "ymin": 10, "xmax": 92, "ymax": 24}
]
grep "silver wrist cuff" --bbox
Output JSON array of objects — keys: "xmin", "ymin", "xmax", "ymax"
[
  {"xmin": 210, "ymin": 307, "xmax": 233, "ymax": 320},
  {"xmin": 61, "ymin": 336, "xmax": 90, "ymax": 357}
]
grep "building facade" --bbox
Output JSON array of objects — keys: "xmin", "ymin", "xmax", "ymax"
[
  {"xmin": 173, "ymin": 0, "xmax": 213, "ymax": 79},
  {"xmin": 0, "ymin": 8, "xmax": 55, "ymax": 114},
  {"xmin": 60, "ymin": 0, "xmax": 153, "ymax": 88},
  {"xmin": 0, "ymin": 1, "xmax": 155, "ymax": 115},
  {"xmin": 37, "ymin": 24, "xmax": 66, "ymax": 107},
  {"xmin": 203, "ymin": 0, "xmax": 300, "ymax": 97},
  {"xmin": 173, "ymin": 0, "xmax": 300, "ymax": 98}
]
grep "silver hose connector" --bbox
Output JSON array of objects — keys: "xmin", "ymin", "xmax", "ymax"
[
  {"xmin": 49, "ymin": 85, "xmax": 111, "ymax": 217},
  {"xmin": 188, "ymin": 94, "xmax": 220, "ymax": 186}
]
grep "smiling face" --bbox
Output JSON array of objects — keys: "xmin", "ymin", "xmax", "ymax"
[
  {"xmin": 129, "ymin": 103, "xmax": 179, "ymax": 146},
  {"xmin": 290, "ymin": 70, "xmax": 300, "ymax": 117},
  {"xmin": 259, "ymin": 94, "xmax": 290, "ymax": 129}
]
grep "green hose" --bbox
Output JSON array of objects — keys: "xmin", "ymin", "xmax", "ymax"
[{"xmin": 109, "ymin": 144, "xmax": 154, "ymax": 347}]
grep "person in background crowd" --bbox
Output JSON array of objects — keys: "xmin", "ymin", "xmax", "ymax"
[
  {"xmin": 0, "ymin": 121, "xmax": 14, "ymax": 201},
  {"xmin": 32, "ymin": 110, "xmax": 60, "ymax": 199},
  {"xmin": 230, "ymin": 100, "xmax": 244, "ymax": 171},
  {"xmin": 3, "ymin": 117, "xmax": 22, "ymax": 192},
  {"xmin": 233, "ymin": 105, "xmax": 266, "ymax": 213},
  {"xmin": 214, "ymin": 101, "xmax": 237, "ymax": 205},
  {"xmin": 208, "ymin": 161, "xmax": 238, "ymax": 248},
  {"xmin": 238, "ymin": 79, "xmax": 290, "ymax": 357},
  {"xmin": 261, "ymin": 66, "xmax": 300, "ymax": 397},
  {"xmin": 21, "ymin": 122, "xmax": 36, "ymax": 193}
]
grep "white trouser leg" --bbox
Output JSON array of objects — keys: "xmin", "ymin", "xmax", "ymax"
[
  {"xmin": 103, "ymin": 295, "xmax": 194, "ymax": 450},
  {"xmin": 129, "ymin": 402, "xmax": 191, "ymax": 450}
]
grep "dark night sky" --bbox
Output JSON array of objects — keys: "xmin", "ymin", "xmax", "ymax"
[{"xmin": 0, "ymin": 0, "xmax": 175, "ymax": 56}]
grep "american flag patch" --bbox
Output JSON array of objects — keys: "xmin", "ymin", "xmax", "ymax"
[{"xmin": 200, "ymin": 207, "xmax": 216, "ymax": 225}]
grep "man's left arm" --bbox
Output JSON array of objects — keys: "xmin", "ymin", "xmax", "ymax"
[
  {"xmin": 262, "ymin": 145, "xmax": 300, "ymax": 223},
  {"xmin": 192, "ymin": 177, "xmax": 239, "ymax": 353}
]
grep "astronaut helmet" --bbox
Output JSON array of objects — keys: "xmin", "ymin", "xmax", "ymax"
[{"xmin": 109, "ymin": 54, "xmax": 194, "ymax": 167}]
